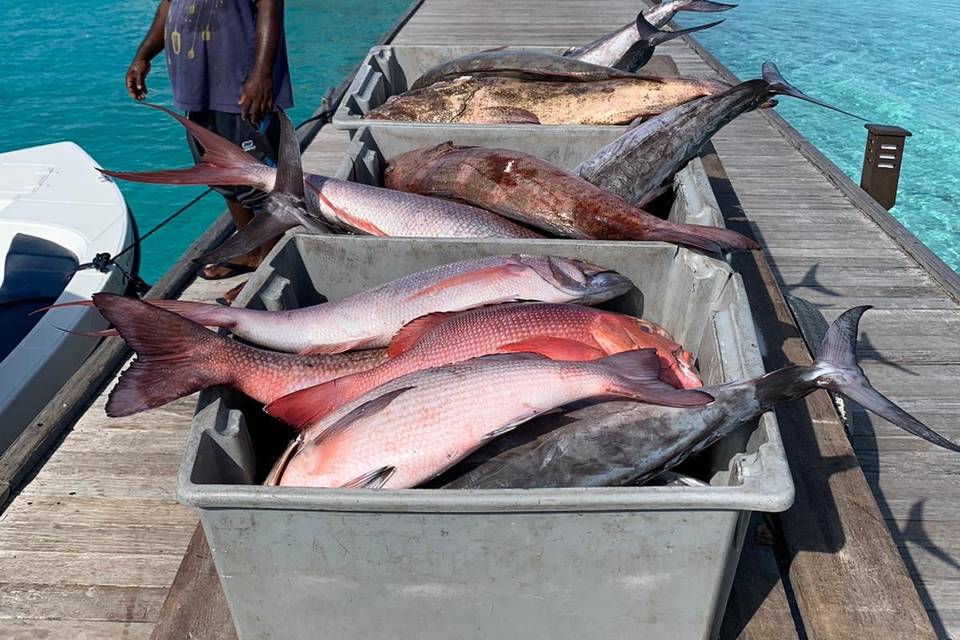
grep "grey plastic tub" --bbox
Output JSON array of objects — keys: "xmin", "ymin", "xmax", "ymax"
[
  {"xmin": 178, "ymin": 235, "xmax": 792, "ymax": 640},
  {"xmin": 335, "ymin": 124, "xmax": 726, "ymax": 230},
  {"xmin": 332, "ymin": 44, "xmax": 679, "ymax": 134}
]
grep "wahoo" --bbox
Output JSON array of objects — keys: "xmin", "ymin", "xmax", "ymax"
[
  {"xmin": 577, "ymin": 62, "xmax": 867, "ymax": 204},
  {"xmin": 444, "ymin": 307, "xmax": 960, "ymax": 489},
  {"xmin": 92, "ymin": 293, "xmax": 387, "ymax": 417},
  {"xmin": 100, "ymin": 106, "xmax": 540, "ymax": 265},
  {"xmin": 566, "ymin": 7, "xmax": 733, "ymax": 71}
]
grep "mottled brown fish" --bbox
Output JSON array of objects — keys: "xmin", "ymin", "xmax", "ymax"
[
  {"xmin": 364, "ymin": 75, "xmax": 731, "ymax": 125},
  {"xmin": 385, "ymin": 142, "xmax": 757, "ymax": 253}
]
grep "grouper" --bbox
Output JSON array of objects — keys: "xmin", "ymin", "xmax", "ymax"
[
  {"xmin": 385, "ymin": 142, "xmax": 757, "ymax": 253},
  {"xmin": 577, "ymin": 62, "xmax": 867, "ymax": 204},
  {"xmin": 443, "ymin": 307, "xmax": 960, "ymax": 489},
  {"xmin": 363, "ymin": 74, "xmax": 731, "ymax": 125}
]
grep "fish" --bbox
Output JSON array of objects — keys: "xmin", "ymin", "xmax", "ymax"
[
  {"xmin": 90, "ymin": 293, "xmax": 388, "ymax": 417},
  {"xmin": 363, "ymin": 74, "xmax": 731, "ymax": 125},
  {"xmin": 577, "ymin": 62, "xmax": 867, "ymax": 204},
  {"xmin": 265, "ymin": 349, "xmax": 714, "ymax": 489},
  {"xmin": 384, "ymin": 142, "xmax": 758, "ymax": 253},
  {"xmin": 564, "ymin": 0, "xmax": 736, "ymax": 67},
  {"xmin": 568, "ymin": 12, "xmax": 727, "ymax": 72},
  {"xmin": 443, "ymin": 307, "xmax": 960, "ymax": 489},
  {"xmin": 410, "ymin": 48, "xmax": 640, "ymax": 90},
  {"xmin": 99, "ymin": 105, "xmax": 541, "ymax": 265},
  {"xmin": 52, "ymin": 255, "xmax": 633, "ymax": 354},
  {"xmin": 266, "ymin": 302, "xmax": 702, "ymax": 429}
]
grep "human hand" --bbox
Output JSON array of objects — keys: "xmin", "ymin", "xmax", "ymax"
[
  {"xmin": 239, "ymin": 72, "xmax": 273, "ymax": 124},
  {"xmin": 125, "ymin": 57, "xmax": 151, "ymax": 101}
]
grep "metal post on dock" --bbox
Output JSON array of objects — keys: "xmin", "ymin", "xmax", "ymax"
[{"xmin": 860, "ymin": 124, "xmax": 911, "ymax": 209}]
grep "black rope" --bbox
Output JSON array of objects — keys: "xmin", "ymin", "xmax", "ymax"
[{"xmin": 74, "ymin": 95, "xmax": 340, "ymax": 293}]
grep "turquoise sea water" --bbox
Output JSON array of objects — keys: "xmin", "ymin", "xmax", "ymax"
[
  {"xmin": 676, "ymin": 0, "xmax": 960, "ymax": 272},
  {"xmin": 0, "ymin": 0, "xmax": 408, "ymax": 281}
]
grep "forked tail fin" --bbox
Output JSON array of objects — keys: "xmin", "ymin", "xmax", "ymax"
[
  {"xmin": 761, "ymin": 62, "xmax": 866, "ymax": 120},
  {"xmin": 812, "ymin": 306, "xmax": 960, "ymax": 452},
  {"xmin": 635, "ymin": 13, "xmax": 725, "ymax": 47},
  {"xmin": 98, "ymin": 104, "xmax": 276, "ymax": 190},
  {"xmin": 93, "ymin": 293, "xmax": 238, "ymax": 417}
]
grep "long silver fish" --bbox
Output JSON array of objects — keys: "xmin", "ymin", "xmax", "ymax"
[
  {"xmin": 566, "ymin": 9, "xmax": 731, "ymax": 71},
  {"xmin": 53, "ymin": 255, "xmax": 633, "ymax": 355},
  {"xmin": 576, "ymin": 62, "xmax": 867, "ymax": 205},
  {"xmin": 410, "ymin": 49, "xmax": 639, "ymax": 90},
  {"xmin": 444, "ymin": 307, "xmax": 960, "ymax": 489},
  {"xmin": 99, "ymin": 106, "xmax": 541, "ymax": 265}
]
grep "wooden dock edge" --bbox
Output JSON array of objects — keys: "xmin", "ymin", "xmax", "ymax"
[
  {"xmin": 683, "ymin": 35, "xmax": 960, "ymax": 304},
  {"xmin": 701, "ymin": 146, "xmax": 938, "ymax": 639},
  {"xmin": 0, "ymin": 213, "xmax": 234, "ymax": 508}
]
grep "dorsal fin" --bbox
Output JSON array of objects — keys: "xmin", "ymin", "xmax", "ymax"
[{"xmin": 387, "ymin": 311, "xmax": 460, "ymax": 357}]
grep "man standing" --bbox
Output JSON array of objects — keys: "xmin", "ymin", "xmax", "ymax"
[{"xmin": 126, "ymin": 0, "xmax": 293, "ymax": 287}]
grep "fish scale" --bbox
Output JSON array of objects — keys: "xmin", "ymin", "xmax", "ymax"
[
  {"xmin": 276, "ymin": 353, "xmax": 710, "ymax": 489},
  {"xmin": 270, "ymin": 303, "xmax": 702, "ymax": 431}
]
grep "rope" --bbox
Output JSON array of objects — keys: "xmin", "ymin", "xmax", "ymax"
[{"xmin": 77, "ymin": 98, "xmax": 338, "ymax": 293}]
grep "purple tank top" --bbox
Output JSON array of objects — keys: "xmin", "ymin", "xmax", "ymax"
[{"xmin": 164, "ymin": 0, "xmax": 293, "ymax": 113}]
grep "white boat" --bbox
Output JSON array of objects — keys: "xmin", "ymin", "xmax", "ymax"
[{"xmin": 0, "ymin": 142, "xmax": 136, "ymax": 455}]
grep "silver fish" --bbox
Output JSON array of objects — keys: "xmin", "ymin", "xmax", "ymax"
[{"xmin": 566, "ymin": 7, "xmax": 731, "ymax": 71}]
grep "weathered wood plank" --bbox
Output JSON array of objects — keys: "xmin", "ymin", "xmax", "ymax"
[{"xmin": 0, "ymin": 619, "xmax": 153, "ymax": 640}]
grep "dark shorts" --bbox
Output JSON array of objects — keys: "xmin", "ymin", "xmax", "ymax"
[{"xmin": 186, "ymin": 110, "xmax": 281, "ymax": 211}]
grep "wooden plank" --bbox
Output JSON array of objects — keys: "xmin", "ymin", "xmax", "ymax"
[
  {"xmin": 701, "ymin": 149, "xmax": 938, "ymax": 639},
  {"xmin": 150, "ymin": 525, "xmax": 237, "ymax": 640},
  {"xmin": 0, "ymin": 619, "xmax": 153, "ymax": 640},
  {"xmin": 0, "ymin": 583, "xmax": 166, "ymax": 623}
]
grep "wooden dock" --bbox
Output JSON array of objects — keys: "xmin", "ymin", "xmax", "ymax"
[{"xmin": 0, "ymin": 1, "xmax": 957, "ymax": 638}]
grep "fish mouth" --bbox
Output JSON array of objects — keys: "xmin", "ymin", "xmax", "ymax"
[{"xmin": 580, "ymin": 270, "xmax": 634, "ymax": 304}]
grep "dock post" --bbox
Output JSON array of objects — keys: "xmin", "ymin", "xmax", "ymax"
[{"xmin": 860, "ymin": 124, "xmax": 911, "ymax": 209}]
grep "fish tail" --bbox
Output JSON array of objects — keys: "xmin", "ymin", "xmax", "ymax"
[
  {"xmin": 636, "ymin": 13, "xmax": 725, "ymax": 47},
  {"xmin": 99, "ymin": 104, "xmax": 276, "ymax": 190},
  {"xmin": 674, "ymin": 0, "xmax": 737, "ymax": 12},
  {"xmin": 600, "ymin": 349, "xmax": 714, "ymax": 407},
  {"xmin": 93, "ymin": 293, "xmax": 239, "ymax": 417},
  {"xmin": 808, "ymin": 306, "xmax": 960, "ymax": 452},
  {"xmin": 193, "ymin": 205, "xmax": 300, "ymax": 265},
  {"xmin": 761, "ymin": 62, "xmax": 867, "ymax": 120},
  {"xmin": 647, "ymin": 220, "xmax": 760, "ymax": 253}
]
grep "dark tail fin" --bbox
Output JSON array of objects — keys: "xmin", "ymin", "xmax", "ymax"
[
  {"xmin": 99, "ymin": 104, "xmax": 274, "ymax": 190},
  {"xmin": 812, "ymin": 306, "xmax": 960, "ymax": 452},
  {"xmin": 93, "ymin": 293, "xmax": 236, "ymax": 417},
  {"xmin": 761, "ymin": 62, "xmax": 866, "ymax": 121},
  {"xmin": 675, "ymin": 0, "xmax": 737, "ymax": 12},
  {"xmin": 273, "ymin": 108, "xmax": 305, "ymax": 198},
  {"xmin": 194, "ymin": 208, "xmax": 299, "ymax": 265},
  {"xmin": 647, "ymin": 220, "xmax": 760, "ymax": 253},
  {"xmin": 636, "ymin": 13, "xmax": 725, "ymax": 47},
  {"xmin": 600, "ymin": 349, "xmax": 714, "ymax": 407}
]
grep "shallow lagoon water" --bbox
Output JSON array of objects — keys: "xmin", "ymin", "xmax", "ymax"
[
  {"xmin": 677, "ymin": 0, "xmax": 960, "ymax": 272},
  {"xmin": 0, "ymin": 0, "xmax": 408, "ymax": 280}
]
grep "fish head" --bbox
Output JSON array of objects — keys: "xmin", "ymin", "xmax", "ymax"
[
  {"xmin": 592, "ymin": 315, "xmax": 703, "ymax": 389},
  {"xmin": 517, "ymin": 256, "xmax": 633, "ymax": 304}
]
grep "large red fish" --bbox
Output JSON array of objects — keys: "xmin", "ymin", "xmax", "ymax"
[{"xmin": 266, "ymin": 302, "xmax": 701, "ymax": 429}]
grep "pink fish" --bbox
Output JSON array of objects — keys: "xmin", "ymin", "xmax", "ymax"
[{"xmin": 267, "ymin": 349, "xmax": 713, "ymax": 489}]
